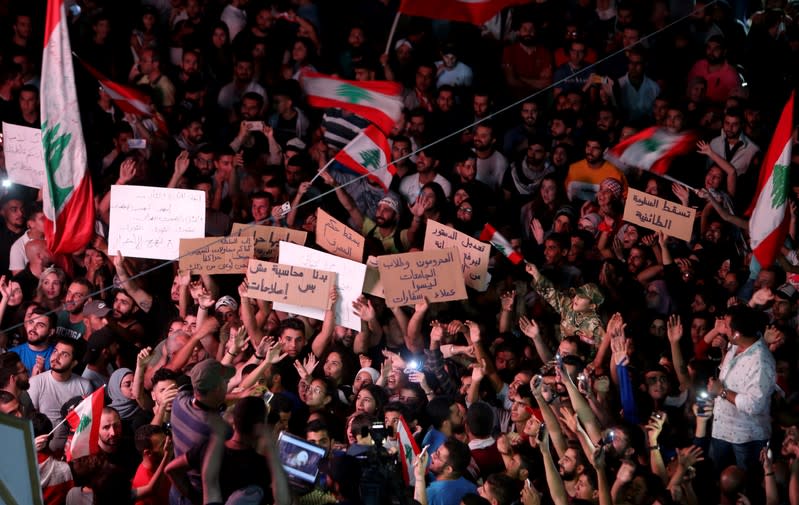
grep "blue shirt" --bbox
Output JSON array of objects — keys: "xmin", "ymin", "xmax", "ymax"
[
  {"xmin": 427, "ymin": 477, "xmax": 477, "ymax": 505},
  {"xmin": 422, "ymin": 427, "xmax": 448, "ymax": 455},
  {"xmin": 10, "ymin": 344, "xmax": 53, "ymax": 374}
]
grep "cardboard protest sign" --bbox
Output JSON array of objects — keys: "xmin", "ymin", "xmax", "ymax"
[
  {"xmin": 275, "ymin": 242, "xmax": 367, "ymax": 331},
  {"xmin": 246, "ymin": 259, "xmax": 335, "ymax": 309},
  {"xmin": 315, "ymin": 209, "xmax": 364, "ymax": 262},
  {"xmin": 2, "ymin": 122, "xmax": 45, "ymax": 189},
  {"xmin": 423, "ymin": 220, "xmax": 490, "ymax": 291},
  {"xmin": 179, "ymin": 236, "xmax": 254, "ymax": 274},
  {"xmin": 377, "ymin": 248, "xmax": 468, "ymax": 308},
  {"xmin": 230, "ymin": 223, "xmax": 307, "ymax": 261},
  {"xmin": 108, "ymin": 185, "xmax": 205, "ymax": 260},
  {"xmin": 622, "ymin": 188, "xmax": 696, "ymax": 241}
]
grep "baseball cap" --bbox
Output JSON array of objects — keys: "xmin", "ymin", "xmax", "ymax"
[
  {"xmin": 87, "ymin": 327, "xmax": 116, "ymax": 352},
  {"xmin": 83, "ymin": 300, "xmax": 111, "ymax": 318},
  {"xmin": 215, "ymin": 295, "xmax": 239, "ymax": 312},
  {"xmin": 776, "ymin": 283, "xmax": 798, "ymax": 302},
  {"xmin": 189, "ymin": 359, "xmax": 235, "ymax": 392},
  {"xmin": 573, "ymin": 283, "xmax": 604, "ymax": 306},
  {"xmin": 285, "ymin": 138, "xmax": 307, "ymax": 152}
]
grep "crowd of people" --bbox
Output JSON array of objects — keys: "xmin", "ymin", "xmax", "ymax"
[{"xmin": 1, "ymin": 0, "xmax": 799, "ymax": 504}]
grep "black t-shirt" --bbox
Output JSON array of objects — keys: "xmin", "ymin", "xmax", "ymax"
[{"xmin": 188, "ymin": 444, "xmax": 272, "ymax": 504}]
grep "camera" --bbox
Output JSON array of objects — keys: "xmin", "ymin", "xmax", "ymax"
[
  {"xmin": 601, "ymin": 429, "xmax": 615, "ymax": 446},
  {"xmin": 403, "ymin": 360, "xmax": 421, "ymax": 375},
  {"xmin": 537, "ymin": 422, "xmax": 546, "ymax": 442},
  {"xmin": 161, "ymin": 422, "xmax": 172, "ymax": 435}
]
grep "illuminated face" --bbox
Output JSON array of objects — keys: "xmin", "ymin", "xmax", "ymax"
[
  {"xmin": 64, "ymin": 282, "xmax": 90, "ymax": 314},
  {"xmin": 251, "ymin": 197, "xmax": 270, "ymax": 223},
  {"xmin": 24, "ymin": 314, "xmax": 51, "ymax": 346},
  {"xmin": 355, "ymin": 388, "xmax": 377, "ymax": 414},
  {"xmin": 510, "ymin": 397, "xmax": 532, "ymax": 423},
  {"xmin": 119, "ymin": 373, "xmax": 135, "ymax": 400},
  {"xmin": 98, "ymin": 410, "xmax": 122, "ymax": 452},
  {"xmin": 521, "ymin": 102, "xmax": 538, "ymax": 126},
  {"xmin": 323, "ymin": 352, "xmax": 343, "ymax": 381},
  {"xmin": 353, "ymin": 371, "xmax": 373, "ymax": 394},
  {"xmin": 279, "ymin": 328, "xmax": 306, "ymax": 358}
]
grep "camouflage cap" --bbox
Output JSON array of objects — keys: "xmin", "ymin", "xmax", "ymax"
[{"xmin": 574, "ymin": 283, "xmax": 604, "ymax": 306}]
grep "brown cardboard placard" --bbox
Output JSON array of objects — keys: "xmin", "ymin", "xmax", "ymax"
[
  {"xmin": 377, "ymin": 248, "xmax": 467, "ymax": 308},
  {"xmin": 230, "ymin": 223, "xmax": 307, "ymax": 261},
  {"xmin": 315, "ymin": 209, "xmax": 365, "ymax": 262},
  {"xmin": 245, "ymin": 259, "xmax": 335, "ymax": 309},
  {"xmin": 622, "ymin": 188, "xmax": 696, "ymax": 241},
  {"xmin": 423, "ymin": 220, "xmax": 490, "ymax": 291},
  {"xmin": 179, "ymin": 236, "xmax": 254, "ymax": 274}
]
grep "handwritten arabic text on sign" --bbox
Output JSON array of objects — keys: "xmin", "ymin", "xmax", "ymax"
[
  {"xmin": 622, "ymin": 188, "xmax": 696, "ymax": 242},
  {"xmin": 246, "ymin": 259, "xmax": 334, "ymax": 309},
  {"xmin": 315, "ymin": 209, "xmax": 364, "ymax": 262},
  {"xmin": 423, "ymin": 220, "xmax": 490, "ymax": 292},
  {"xmin": 378, "ymin": 248, "xmax": 468, "ymax": 308},
  {"xmin": 2, "ymin": 122, "xmax": 45, "ymax": 189},
  {"xmin": 179, "ymin": 236, "xmax": 254, "ymax": 275},
  {"xmin": 230, "ymin": 223, "xmax": 307, "ymax": 261},
  {"xmin": 108, "ymin": 185, "xmax": 205, "ymax": 260}
]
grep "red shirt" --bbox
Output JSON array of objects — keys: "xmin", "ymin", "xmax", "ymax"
[{"xmin": 132, "ymin": 462, "xmax": 170, "ymax": 505}]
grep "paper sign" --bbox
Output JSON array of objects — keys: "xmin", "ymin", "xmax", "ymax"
[
  {"xmin": 275, "ymin": 242, "xmax": 367, "ymax": 331},
  {"xmin": 2, "ymin": 122, "xmax": 45, "ymax": 189},
  {"xmin": 246, "ymin": 259, "xmax": 335, "ymax": 309},
  {"xmin": 230, "ymin": 223, "xmax": 307, "ymax": 261},
  {"xmin": 179, "ymin": 236, "xmax": 254, "ymax": 274},
  {"xmin": 315, "ymin": 209, "xmax": 364, "ymax": 262},
  {"xmin": 363, "ymin": 267, "xmax": 384, "ymax": 298},
  {"xmin": 622, "ymin": 188, "xmax": 696, "ymax": 241},
  {"xmin": 378, "ymin": 248, "xmax": 468, "ymax": 308},
  {"xmin": 423, "ymin": 220, "xmax": 490, "ymax": 291},
  {"xmin": 108, "ymin": 185, "xmax": 205, "ymax": 260}
]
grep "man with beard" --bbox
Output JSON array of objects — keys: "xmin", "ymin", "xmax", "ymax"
[
  {"xmin": 708, "ymin": 107, "xmax": 760, "ymax": 177},
  {"xmin": 398, "ymin": 146, "xmax": 452, "ymax": 204},
  {"xmin": 564, "ymin": 132, "xmax": 626, "ymax": 203},
  {"xmin": 28, "ymin": 336, "xmax": 94, "ymax": 452},
  {"xmin": 502, "ymin": 135, "xmax": 553, "ymax": 204},
  {"xmin": 0, "ymin": 352, "xmax": 33, "ymax": 416},
  {"xmin": 553, "ymin": 40, "xmax": 591, "ymax": 96},
  {"xmin": 98, "ymin": 407, "xmax": 140, "ymax": 479},
  {"xmin": 10, "ymin": 305, "xmax": 56, "ymax": 374},
  {"xmin": 8, "ymin": 202, "xmax": 44, "ymax": 275},
  {"xmin": 473, "ymin": 124, "xmax": 507, "ymax": 193},
  {"xmin": 503, "ymin": 99, "xmax": 544, "ymax": 156},
  {"xmin": 55, "ymin": 278, "xmax": 93, "ymax": 340},
  {"xmin": 687, "ymin": 35, "xmax": 742, "ymax": 105},
  {"xmin": 426, "ymin": 439, "xmax": 477, "ymax": 505},
  {"xmin": 0, "ymin": 194, "xmax": 25, "ymax": 274},
  {"xmin": 110, "ymin": 289, "xmax": 147, "ymax": 346},
  {"xmin": 558, "ymin": 443, "xmax": 589, "ymax": 498},
  {"xmin": 423, "ymin": 396, "xmax": 466, "ymax": 454},
  {"xmin": 502, "ymin": 19, "xmax": 553, "ymax": 99}
]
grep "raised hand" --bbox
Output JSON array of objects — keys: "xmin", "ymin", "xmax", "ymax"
[
  {"xmin": 500, "ymin": 291, "xmax": 516, "ymax": 312},
  {"xmin": 666, "ymin": 314, "xmax": 683, "ymax": 344},
  {"xmin": 429, "ymin": 320, "xmax": 444, "ymax": 344},
  {"xmin": 471, "ymin": 358, "xmax": 487, "ymax": 382},
  {"xmin": 136, "ymin": 347, "xmax": 153, "ymax": 369},
  {"xmin": 464, "ymin": 320, "xmax": 481, "ymax": 343},
  {"xmin": 610, "ymin": 336, "xmax": 629, "ymax": 366},
  {"xmin": 294, "ymin": 354, "xmax": 319, "ymax": 381},
  {"xmin": 174, "ymin": 151, "xmax": 190, "ymax": 178},
  {"xmin": 519, "ymin": 316, "xmax": 540, "ymax": 340},
  {"xmin": 352, "ymin": 296, "xmax": 375, "ymax": 320},
  {"xmin": 358, "ymin": 354, "xmax": 372, "ymax": 369},
  {"xmin": 118, "ymin": 158, "xmax": 137, "ymax": 185},
  {"xmin": 750, "ymin": 287, "xmax": 775, "ymax": 307},
  {"xmin": 446, "ymin": 320, "xmax": 465, "ymax": 336},
  {"xmin": 677, "ymin": 445, "xmax": 705, "ymax": 469}
]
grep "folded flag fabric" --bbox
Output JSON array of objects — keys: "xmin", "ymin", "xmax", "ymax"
[
  {"xmin": 396, "ymin": 415, "xmax": 421, "ymax": 486},
  {"xmin": 333, "ymin": 125, "xmax": 396, "ymax": 192},
  {"xmin": 399, "ymin": 0, "xmax": 529, "ymax": 25},
  {"xmin": 605, "ymin": 127, "xmax": 697, "ymax": 174},
  {"xmin": 747, "ymin": 92, "xmax": 795, "ymax": 268},
  {"xmin": 480, "ymin": 223, "xmax": 524, "ymax": 264},
  {"xmin": 65, "ymin": 386, "xmax": 105, "ymax": 461},
  {"xmin": 301, "ymin": 71, "xmax": 402, "ymax": 134}
]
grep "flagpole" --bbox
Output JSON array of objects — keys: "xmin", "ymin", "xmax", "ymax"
[
  {"xmin": 47, "ymin": 416, "xmax": 70, "ymax": 437},
  {"xmin": 384, "ymin": 12, "xmax": 401, "ymax": 55},
  {"xmin": 310, "ymin": 157, "xmax": 337, "ymax": 184}
]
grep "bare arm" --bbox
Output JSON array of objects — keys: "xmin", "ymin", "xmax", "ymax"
[
  {"xmin": 317, "ymin": 167, "xmax": 365, "ymax": 230},
  {"xmin": 311, "ymin": 289, "xmax": 338, "ymax": 358},
  {"xmin": 112, "ymin": 253, "xmax": 153, "ymax": 313},
  {"xmin": 406, "ymin": 298, "xmax": 429, "ymax": 354}
]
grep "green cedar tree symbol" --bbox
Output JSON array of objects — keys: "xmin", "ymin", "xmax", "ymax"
[
  {"xmin": 641, "ymin": 137, "xmax": 662, "ymax": 153},
  {"xmin": 336, "ymin": 83, "xmax": 373, "ymax": 104},
  {"xmin": 76, "ymin": 414, "xmax": 91, "ymax": 433},
  {"xmin": 41, "ymin": 121, "xmax": 75, "ymax": 211},
  {"xmin": 359, "ymin": 149, "xmax": 381, "ymax": 170},
  {"xmin": 771, "ymin": 164, "xmax": 788, "ymax": 208}
]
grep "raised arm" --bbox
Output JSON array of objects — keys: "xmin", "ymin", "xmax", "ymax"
[
  {"xmin": 317, "ymin": 165, "xmax": 365, "ymax": 230},
  {"xmin": 113, "ymin": 252, "xmax": 153, "ymax": 313},
  {"xmin": 311, "ymin": 288, "xmax": 338, "ymax": 358},
  {"xmin": 406, "ymin": 298, "xmax": 429, "ymax": 354}
]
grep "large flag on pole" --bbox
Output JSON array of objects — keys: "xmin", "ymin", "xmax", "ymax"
[
  {"xmin": 480, "ymin": 223, "xmax": 525, "ymax": 264},
  {"xmin": 300, "ymin": 71, "xmax": 402, "ymax": 134},
  {"xmin": 64, "ymin": 386, "xmax": 105, "ymax": 461},
  {"xmin": 396, "ymin": 415, "xmax": 421, "ymax": 486},
  {"xmin": 605, "ymin": 127, "xmax": 697, "ymax": 174},
  {"xmin": 747, "ymin": 93, "xmax": 795, "ymax": 268},
  {"xmin": 333, "ymin": 125, "xmax": 396, "ymax": 192},
  {"xmin": 41, "ymin": 0, "xmax": 95, "ymax": 255},
  {"xmin": 399, "ymin": 0, "xmax": 529, "ymax": 25}
]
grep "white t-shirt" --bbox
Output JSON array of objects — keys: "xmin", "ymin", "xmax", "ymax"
[
  {"xmin": 8, "ymin": 230, "xmax": 34, "ymax": 272},
  {"xmin": 29, "ymin": 372, "xmax": 94, "ymax": 450}
]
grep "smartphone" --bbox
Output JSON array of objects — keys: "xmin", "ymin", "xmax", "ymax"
[
  {"xmin": 127, "ymin": 138, "xmax": 147, "ymax": 149},
  {"xmin": 602, "ymin": 429, "xmax": 615, "ymax": 445},
  {"xmin": 695, "ymin": 390, "xmax": 710, "ymax": 411},
  {"xmin": 243, "ymin": 120, "xmax": 265, "ymax": 132},
  {"xmin": 263, "ymin": 391, "xmax": 274, "ymax": 406},
  {"xmin": 537, "ymin": 423, "xmax": 546, "ymax": 442},
  {"xmin": 767, "ymin": 441, "xmax": 773, "ymax": 460},
  {"xmin": 279, "ymin": 201, "xmax": 291, "ymax": 216},
  {"xmin": 577, "ymin": 373, "xmax": 587, "ymax": 391},
  {"xmin": 555, "ymin": 353, "xmax": 564, "ymax": 370},
  {"xmin": 404, "ymin": 360, "xmax": 420, "ymax": 375}
]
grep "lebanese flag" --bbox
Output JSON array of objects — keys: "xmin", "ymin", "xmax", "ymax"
[
  {"xmin": 606, "ymin": 127, "xmax": 697, "ymax": 174},
  {"xmin": 41, "ymin": 0, "xmax": 95, "ymax": 255},
  {"xmin": 480, "ymin": 223, "xmax": 524, "ymax": 264},
  {"xmin": 747, "ymin": 93, "xmax": 795, "ymax": 268},
  {"xmin": 65, "ymin": 386, "xmax": 105, "ymax": 461},
  {"xmin": 301, "ymin": 71, "xmax": 402, "ymax": 134},
  {"xmin": 399, "ymin": 0, "xmax": 528, "ymax": 25},
  {"xmin": 396, "ymin": 415, "xmax": 421, "ymax": 486},
  {"xmin": 333, "ymin": 125, "xmax": 396, "ymax": 192},
  {"xmin": 77, "ymin": 57, "xmax": 169, "ymax": 134}
]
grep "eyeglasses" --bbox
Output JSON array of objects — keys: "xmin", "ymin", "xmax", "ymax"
[{"xmin": 457, "ymin": 207, "xmax": 473, "ymax": 214}]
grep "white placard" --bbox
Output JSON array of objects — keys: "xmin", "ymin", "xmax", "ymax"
[
  {"xmin": 2, "ymin": 122, "xmax": 45, "ymax": 188},
  {"xmin": 108, "ymin": 185, "xmax": 206, "ymax": 260},
  {"xmin": 274, "ymin": 241, "xmax": 367, "ymax": 331}
]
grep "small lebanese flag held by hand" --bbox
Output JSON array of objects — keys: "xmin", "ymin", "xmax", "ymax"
[
  {"xmin": 333, "ymin": 125, "xmax": 396, "ymax": 192},
  {"xmin": 65, "ymin": 386, "xmax": 105, "ymax": 461},
  {"xmin": 396, "ymin": 415, "xmax": 421, "ymax": 486},
  {"xmin": 480, "ymin": 223, "xmax": 525, "ymax": 265}
]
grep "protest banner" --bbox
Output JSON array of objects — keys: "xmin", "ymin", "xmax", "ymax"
[
  {"xmin": 315, "ymin": 209, "xmax": 364, "ymax": 262},
  {"xmin": 622, "ymin": 188, "xmax": 696, "ymax": 241},
  {"xmin": 423, "ymin": 220, "xmax": 490, "ymax": 291},
  {"xmin": 377, "ymin": 248, "xmax": 468, "ymax": 308},
  {"xmin": 246, "ymin": 259, "xmax": 335, "ymax": 309},
  {"xmin": 231, "ymin": 223, "xmax": 307, "ymax": 261},
  {"xmin": 2, "ymin": 122, "xmax": 45, "ymax": 189},
  {"xmin": 108, "ymin": 185, "xmax": 205, "ymax": 260},
  {"xmin": 179, "ymin": 236, "xmax": 254, "ymax": 274},
  {"xmin": 276, "ymin": 242, "xmax": 367, "ymax": 331}
]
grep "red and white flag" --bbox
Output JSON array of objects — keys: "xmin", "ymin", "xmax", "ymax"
[
  {"xmin": 41, "ymin": 0, "xmax": 95, "ymax": 255},
  {"xmin": 399, "ymin": 0, "xmax": 529, "ymax": 25},
  {"xmin": 333, "ymin": 125, "xmax": 396, "ymax": 192},
  {"xmin": 65, "ymin": 386, "xmax": 105, "ymax": 461},
  {"xmin": 606, "ymin": 127, "xmax": 697, "ymax": 174},
  {"xmin": 301, "ymin": 71, "xmax": 402, "ymax": 134},
  {"xmin": 747, "ymin": 93, "xmax": 795, "ymax": 268},
  {"xmin": 396, "ymin": 415, "xmax": 421, "ymax": 486},
  {"xmin": 480, "ymin": 223, "xmax": 524, "ymax": 265}
]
